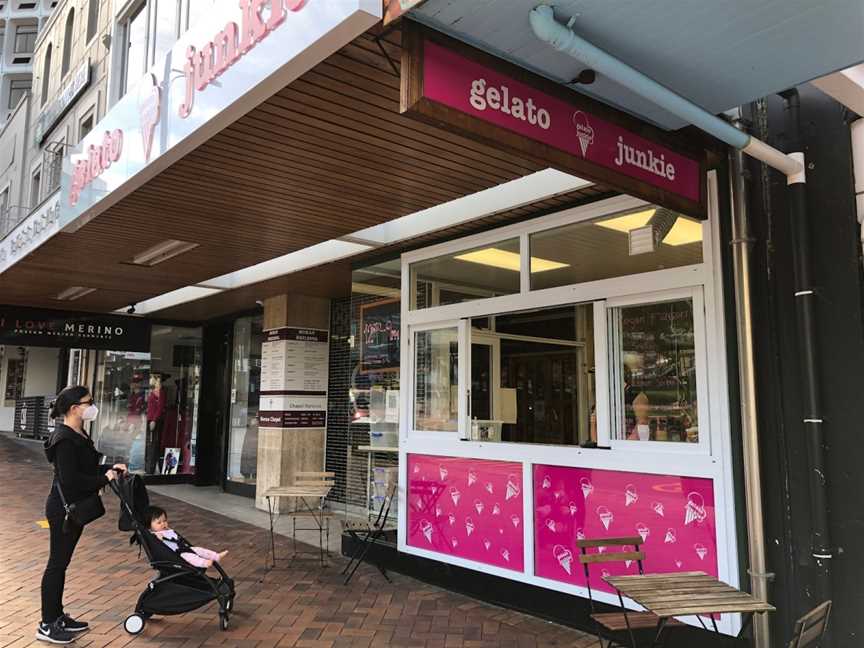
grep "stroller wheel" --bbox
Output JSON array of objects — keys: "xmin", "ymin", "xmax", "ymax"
[
  {"xmin": 219, "ymin": 614, "xmax": 229, "ymax": 631},
  {"xmin": 124, "ymin": 614, "xmax": 145, "ymax": 635}
]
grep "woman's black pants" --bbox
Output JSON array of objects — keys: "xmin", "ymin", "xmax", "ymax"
[{"xmin": 41, "ymin": 516, "xmax": 83, "ymax": 624}]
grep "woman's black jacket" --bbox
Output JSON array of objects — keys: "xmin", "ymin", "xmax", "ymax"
[{"xmin": 44, "ymin": 424, "xmax": 111, "ymax": 519}]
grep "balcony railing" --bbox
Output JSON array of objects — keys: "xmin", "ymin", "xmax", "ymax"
[{"xmin": 0, "ymin": 204, "xmax": 29, "ymax": 239}]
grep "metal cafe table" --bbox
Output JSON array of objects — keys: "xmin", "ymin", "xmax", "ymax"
[{"xmin": 603, "ymin": 571, "xmax": 775, "ymax": 647}]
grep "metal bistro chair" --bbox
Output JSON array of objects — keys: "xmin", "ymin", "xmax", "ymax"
[
  {"xmin": 577, "ymin": 536, "xmax": 682, "ymax": 648},
  {"xmin": 341, "ymin": 480, "xmax": 397, "ymax": 585},
  {"xmin": 788, "ymin": 601, "xmax": 832, "ymax": 648}
]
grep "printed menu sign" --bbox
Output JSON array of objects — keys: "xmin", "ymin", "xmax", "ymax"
[{"xmin": 260, "ymin": 327, "xmax": 329, "ymax": 429}]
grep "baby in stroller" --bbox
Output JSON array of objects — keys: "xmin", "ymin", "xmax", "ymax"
[{"xmin": 147, "ymin": 506, "xmax": 228, "ymax": 568}]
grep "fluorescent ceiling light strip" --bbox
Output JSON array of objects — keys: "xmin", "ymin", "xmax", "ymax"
[
  {"xmin": 132, "ymin": 240, "xmax": 199, "ymax": 266},
  {"xmin": 57, "ymin": 286, "xmax": 96, "ymax": 300},
  {"xmin": 349, "ymin": 169, "xmax": 593, "ymax": 246},
  {"xmin": 132, "ymin": 286, "xmax": 222, "ymax": 315},
  {"xmin": 455, "ymin": 248, "xmax": 569, "ymax": 273}
]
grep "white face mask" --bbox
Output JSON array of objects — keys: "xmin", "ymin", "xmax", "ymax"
[{"xmin": 81, "ymin": 404, "xmax": 99, "ymax": 421}]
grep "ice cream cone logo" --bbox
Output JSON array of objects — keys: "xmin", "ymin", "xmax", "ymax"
[
  {"xmin": 546, "ymin": 519, "xmax": 558, "ymax": 533},
  {"xmin": 664, "ymin": 528, "xmax": 677, "ymax": 544},
  {"xmin": 138, "ymin": 74, "xmax": 161, "ymax": 163},
  {"xmin": 483, "ymin": 538, "xmax": 492, "ymax": 551},
  {"xmin": 597, "ymin": 546, "xmax": 606, "ymax": 554},
  {"xmin": 510, "ymin": 514, "xmax": 521, "ymax": 528},
  {"xmin": 542, "ymin": 475, "xmax": 552, "ymax": 489},
  {"xmin": 601, "ymin": 569, "xmax": 611, "ymax": 580},
  {"xmin": 435, "ymin": 506, "xmax": 442, "ymax": 518},
  {"xmin": 505, "ymin": 475, "xmax": 520, "ymax": 501},
  {"xmin": 413, "ymin": 464, "xmax": 420, "ymax": 474},
  {"xmin": 420, "ymin": 519, "xmax": 433, "ymax": 544},
  {"xmin": 625, "ymin": 560, "xmax": 633, "ymax": 568},
  {"xmin": 500, "ymin": 548, "xmax": 510, "ymax": 563},
  {"xmin": 576, "ymin": 528, "xmax": 586, "ymax": 540},
  {"xmin": 694, "ymin": 543, "xmax": 708, "ymax": 561},
  {"xmin": 597, "ymin": 506, "xmax": 614, "ymax": 531},
  {"xmin": 571, "ymin": 111, "xmax": 595, "ymax": 157},
  {"xmin": 625, "ymin": 484, "xmax": 639, "ymax": 507},
  {"xmin": 468, "ymin": 469, "xmax": 477, "ymax": 486},
  {"xmin": 474, "ymin": 499, "xmax": 484, "ymax": 515},
  {"xmin": 569, "ymin": 502, "xmax": 579, "ymax": 516},
  {"xmin": 553, "ymin": 545, "xmax": 573, "ymax": 575},
  {"xmin": 448, "ymin": 513, "xmax": 456, "ymax": 526},
  {"xmin": 675, "ymin": 560, "xmax": 683, "ymax": 568},
  {"xmin": 554, "ymin": 490, "xmax": 565, "ymax": 501},
  {"xmin": 499, "ymin": 527, "xmax": 504, "ymax": 535},
  {"xmin": 684, "ymin": 492, "xmax": 707, "ymax": 526},
  {"xmin": 451, "ymin": 537, "xmax": 459, "ymax": 549},
  {"xmin": 485, "ymin": 482, "xmax": 494, "ymax": 495},
  {"xmin": 439, "ymin": 465, "xmax": 448, "ymax": 481},
  {"xmin": 636, "ymin": 523, "xmax": 650, "ymax": 542},
  {"xmin": 450, "ymin": 487, "xmax": 461, "ymax": 506},
  {"xmin": 492, "ymin": 503, "xmax": 502, "ymax": 516},
  {"xmin": 652, "ymin": 501, "xmax": 665, "ymax": 517},
  {"xmin": 465, "ymin": 517, "xmax": 475, "ymax": 536},
  {"xmin": 580, "ymin": 477, "xmax": 594, "ymax": 500}
]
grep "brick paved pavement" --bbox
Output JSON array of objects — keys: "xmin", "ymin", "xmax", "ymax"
[{"xmin": 0, "ymin": 435, "xmax": 595, "ymax": 648}]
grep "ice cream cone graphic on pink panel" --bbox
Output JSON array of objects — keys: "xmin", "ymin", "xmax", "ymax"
[
  {"xmin": 625, "ymin": 484, "xmax": 639, "ymax": 507},
  {"xmin": 580, "ymin": 477, "xmax": 594, "ymax": 500},
  {"xmin": 553, "ymin": 545, "xmax": 573, "ymax": 575},
  {"xmin": 506, "ymin": 474, "xmax": 520, "ymax": 501},
  {"xmin": 597, "ymin": 506, "xmax": 614, "ymax": 531},
  {"xmin": 420, "ymin": 519, "xmax": 433, "ymax": 544},
  {"xmin": 571, "ymin": 111, "xmax": 595, "ymax": 157},
  {"xmin": 685, "ymin": 492, "xmax": 708, "ymax": 526},
  {"xmin": 636, "ymin": 523, "xmax": 650, "ymax": 542}
]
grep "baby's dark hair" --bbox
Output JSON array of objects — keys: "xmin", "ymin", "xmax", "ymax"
[{"xmin": 146, "ymin": 505, "xmax": 167, "ymax": 526}]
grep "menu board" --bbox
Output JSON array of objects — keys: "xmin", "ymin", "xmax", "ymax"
[
  {"xmin": 259, "ymin": 327, "xmax": 329, "ymax": 429},
  {"xmin": 360, "ymin": 299, "xmax": 401, "ymax": 373}
]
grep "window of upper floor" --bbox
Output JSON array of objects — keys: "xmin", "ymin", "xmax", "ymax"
[{"xmin": 60, "ymin": 8, "xmax": 74, "ymax": 77}]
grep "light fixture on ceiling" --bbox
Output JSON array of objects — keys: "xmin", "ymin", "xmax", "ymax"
[
  {"xmin": 56, "ymin": 286, "xmax": 96, "ymax": 301},
  {"xmin": 597, "ymin": 208, "xmax": 703, "ymax": 251},
  {"xmin": 661, "ymin": 217, "xmax": 703, "ymax": 246},
  {"xmin": 131, "ymin": 239, "xmax": 199, "ymax": 266},
  {"xmin": 594, "ymin": 209, "xmax": 656, "ymax": 233},
  {"xmin": 454, "ymin": 248, "xmax": 569, "ymax": 273}
]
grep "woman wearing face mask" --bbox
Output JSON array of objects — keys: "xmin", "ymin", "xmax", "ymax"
[{"xmin": 37, "ymin": 386, "xmax": 126, "ymax": 644}]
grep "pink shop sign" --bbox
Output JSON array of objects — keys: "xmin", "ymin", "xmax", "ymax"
[
  {"xmin": 406, "ymin": 454, "xmax": 524, "ymax": 572},
  {"xmin": 533, "ymin": 465, "xmax": 717, "ymax": 593},
  {"xmin": 421, "ymin": 40, "xmax": 701, "ymax": 205}
]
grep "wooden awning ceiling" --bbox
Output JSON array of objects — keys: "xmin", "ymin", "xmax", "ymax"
[{"xmin": 0, "ymin": 27, "xmax": 604, "ymax": 321}]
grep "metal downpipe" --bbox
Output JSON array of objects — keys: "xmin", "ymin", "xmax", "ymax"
[{"xmin": 729, "ymin": 128, "xmax": 772, "ymax": 648}]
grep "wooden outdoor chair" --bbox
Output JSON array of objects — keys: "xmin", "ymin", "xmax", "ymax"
[
  {"xmin": 788, "ymin": 601, "xmax": 831, "ymax": 648},
  {"xmin": 289, "ymin": 471, "xmax": 335, "ymax": 564},
  {"xmin": 577, "ymin": 536, "xmax": 682, "ymax": 648},
  {"xmin": 341, "ymin": 480, "xmax": 397, "ymax": 585}
]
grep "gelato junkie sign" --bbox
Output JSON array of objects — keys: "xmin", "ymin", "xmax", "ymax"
[{"xmin": 0, "ymin": 307, "xmax": 151, "ymax": 351}]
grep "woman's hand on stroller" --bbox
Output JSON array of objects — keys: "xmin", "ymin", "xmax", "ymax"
[{"xmin": 105, "ymin": 469, "xmax": 119, "ymax": 481}]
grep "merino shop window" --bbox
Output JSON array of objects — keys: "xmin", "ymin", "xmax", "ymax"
[
  {"xmin": 469, "ymin": 303, "xmax": 596, "ymax": 447},
  {"xmin": 530, "ymin": 207, "xmax": 704, "ymax": 291}
]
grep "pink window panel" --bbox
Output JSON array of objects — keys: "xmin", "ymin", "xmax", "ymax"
[
  {"xmin": 534, "ymin": 465, "xmax": 718, "ymax": 593},
  {"xmin": 407, "ymin": 454, "xmax": 525, "ymax": 572}
]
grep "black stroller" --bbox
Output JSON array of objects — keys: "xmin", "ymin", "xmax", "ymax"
[{"xmin": 110, "ymin": 474, "xmax": 235, "ymax": 634}]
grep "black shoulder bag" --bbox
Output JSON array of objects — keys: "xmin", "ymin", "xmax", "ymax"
[{"xmin": 55, "ymin": 475, "xmax": 105, "ymax": 531}]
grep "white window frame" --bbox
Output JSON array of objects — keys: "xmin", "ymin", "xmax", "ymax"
[
  {"xmin": 605, "ymin": 285, "xmax": 710, "ymax": 455},
  {"xmin": 397, "ymin": 177, "xmax": 740, "ymax": 636}
]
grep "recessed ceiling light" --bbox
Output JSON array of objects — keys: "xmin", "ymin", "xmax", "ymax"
[
  {"xmin": 57, "ymin": 286, "xmax": 96, "ymax": 300},
  {"xmin": 595, "ymin": 209, "xmax": 655, "ymax": 233},
  {"xmin": 454, "ymin": 248, "xmax": 569, "ymax": 273},
  {"xmin": 662, "ymin": 217, "xmax": 703, "ymax": 246},
  {"xmin": 131, "ymin": 240, "xmax": 199, "ymax": 266}
]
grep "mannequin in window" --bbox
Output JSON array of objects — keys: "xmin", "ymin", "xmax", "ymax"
[{"xmin": 145, "ymin": 373, "xmax": 168, "ymax": 474}]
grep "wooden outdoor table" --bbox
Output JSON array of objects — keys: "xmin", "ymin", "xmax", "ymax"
[
  {"xmin": 604, "ymin": 571, "xmax": 775, "ymax": 647},
  {"xmin": 264, "ymin": 485, "xmax": 333, "ymax": 568}
]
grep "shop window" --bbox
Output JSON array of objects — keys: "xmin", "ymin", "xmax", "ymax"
[
  {"xmin": 78, "ymin": 111, "xmax": 94, "ymax": 142},
  {"xmin": 92, "ymin": 325, "xmax": 202, "ymax": 475},
  {"xmin": 61, "ymin": 9, "xmax": 74, "ymax": 78},
  {"xmin": 120, "ymin": 2, "xmax": 147, "ymax": 98},
  {"xmin": 469, "ymin": 303, "xmax": 596, "ymax": 446},
  {"xmin": 29, "ymin": 166, "xmax": 41, "ymax": 207},
  {"xmin": 226, "ymin": 315, "xmax": 263, "ymax": 487},
  {"xmin": 410, "ymin": 238, "xmax": 521, "ymax": 310},
  {"xmin": 4, "ymin": 357, "xmax": 26, "ymax": 405},
  {"xmin": 530, "ymin": 207, "xmax": 703, "ymax": 291},
  {"xmin": 86, "ymin": 0, "xmax": 99, "ymax": 43},
  {"xmin": 413, "ymin": 327, "xmax": 459, "ymax": 432},
  {"xmin": 608, "ymin": 296, "xmax": 700, "ymax": 444}
]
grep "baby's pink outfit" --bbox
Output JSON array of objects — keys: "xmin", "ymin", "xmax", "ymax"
[{"xmin": 154, "ymin": 529, "xmax": 221, "ymax": 568}]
